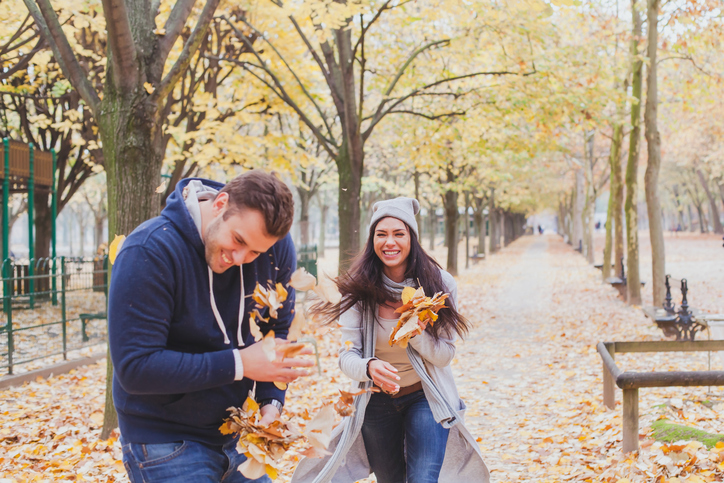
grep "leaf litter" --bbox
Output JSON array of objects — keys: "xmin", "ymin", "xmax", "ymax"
[{"xmin": 4, "ymin": 235, "xmax": 724, "ymax": 481}]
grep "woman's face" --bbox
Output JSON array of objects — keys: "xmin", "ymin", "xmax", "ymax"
[{"xmin": 373, "ymin": 217, "xmax": 411, "ymax": 274}]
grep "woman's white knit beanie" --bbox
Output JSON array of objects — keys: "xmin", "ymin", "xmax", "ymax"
[{"xmin": 369, "ymin": 197, "xmax": 420, "ymax": 238}]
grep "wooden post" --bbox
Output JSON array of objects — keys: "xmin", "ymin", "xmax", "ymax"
[
  {"xmin": 622, "ymin": 387, "xmax": 639, "ymax": 453},
  {"xmin": 603, "ymin": 343, "xmax": 616, "ymax": 409}
]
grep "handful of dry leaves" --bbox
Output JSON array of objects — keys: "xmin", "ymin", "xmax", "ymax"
[
  {"xmin": 389, "ymin": 286, "xmax": 449, "ymax": 348},
  {"xmin": 220, "ymin": 397, "xmax": 336, "ymax": 480}
]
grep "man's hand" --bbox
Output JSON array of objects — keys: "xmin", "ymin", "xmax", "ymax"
[
  {"xmin": 368, "ymin": 359, "xmax": 400, "ymax": 394},
  {"xmin": 239, "ymin": 338, "xmax": 314, "ymax": 382},
  {"xmin": 258, "ymin": 404, "xmax": 281, "ymax": 426}
]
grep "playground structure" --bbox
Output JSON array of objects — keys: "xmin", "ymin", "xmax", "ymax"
[{"xmin": 0, "ymin": 138, "xmax": 58, "ymax": 306}]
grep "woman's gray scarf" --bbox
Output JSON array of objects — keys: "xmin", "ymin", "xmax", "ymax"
[{"xmin": 311, "ymin": 275, "xmax": 460, "ymax": 483}]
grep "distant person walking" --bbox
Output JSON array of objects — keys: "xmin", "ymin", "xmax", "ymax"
[{"xmin": 292, "ymin": 197, "xmax": 489, "ymax": 483}]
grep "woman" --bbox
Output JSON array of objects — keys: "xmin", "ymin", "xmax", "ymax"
[{"xmin": 292, "ymin": 197, "xmax": 489, "ymax": 483}]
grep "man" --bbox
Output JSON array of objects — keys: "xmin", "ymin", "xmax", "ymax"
[{"xmin": 109, "ymin": 171, "xmax": 313, "ymax": 482}]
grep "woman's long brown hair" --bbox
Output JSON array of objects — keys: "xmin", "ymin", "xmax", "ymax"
[{"xmin": 311, "ymin": 219, "xmax": 470, "ymax": 341}]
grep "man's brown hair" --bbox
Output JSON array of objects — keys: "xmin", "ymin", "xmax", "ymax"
[{"xmin": 218, "ymin": 171, "xmax": 294, "ymax": 238}]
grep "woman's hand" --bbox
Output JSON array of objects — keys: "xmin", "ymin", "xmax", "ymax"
[{"xmin": 368, "ymin": 359, "xmax": 400, "ymax": 394}]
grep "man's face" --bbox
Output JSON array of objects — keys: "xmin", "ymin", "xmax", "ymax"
[{"xmin": 204, "ymin": 195, "xmax": 279, "ymax": 273}]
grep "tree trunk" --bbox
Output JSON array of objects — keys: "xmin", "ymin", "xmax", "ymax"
[
  {"xmin": 573, "ymin": 167, "xmax": 585, "ymax": 251},
  {"xmin": 489, "ymin": 191, "xmax": 498, "ymax": 253},
  {"xmin": 443, "ymin": 168, "xmax": 458, "ymax": 275},
  {"xmin": 336, "ymin": 144, "xmax": 363, "ymax": 270},
  {"xmin": 297, "ymin": 187, "xmax": 311, "ymax": 246},
  {"xmin": 687, "ymin": 204, "xmax": 696, "ymax": 232},
  {"xmin": 583, "ymin": 130, "xmax": 595, "ymax": 263},
  {"xmin": 625, "ymin": 0, "xmax": 643, "ymax": 305},
  {"xmin": 99, "ymin": 90, "xmax": 166, "ymax": 440},
  {"xmin": 428, "ymin": 203, "xmax": 436, "ymax": 251},
  {"xmin": 318, "ymin": 202, "xmax": 328, "ymax": 258},
  {"xmin": 644, "ymin": 0, "xmax": 665, "ymax": 306},
  {"xmin": 464, "ymin": 192, "xmax": 470, "ymax": 269},
  {"xmin": 603, "ymin": 186, "xmax": 614, "ymax": 280},
  {"xmin": 697, "ymin": 170, "xmax": 723, "ymax": 234}
]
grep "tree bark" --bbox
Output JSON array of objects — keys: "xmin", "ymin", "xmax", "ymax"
[
  {"xmin": 573, "ymin": 166, "xmax": 585, "ymax": 251},
  {"xmin": 625, "ymin": 0, "xmax": 643, "ymax": 305},
  {"xmin": 583, "ymin": 130, "xmax": 595, "ymax": 263},
  {"xmin": 489, "ymin": 190, "xmax": 498, "ymax": 253},
  {"xmin": 318, "ymin": 202, "xmax": 328, "ymax": 258},
  {"xmin": 428, "ymin": 203, "xmax": 436, "ymax": 251},
  {"xmin": 644, "ymin": 0, "xmax": 665, "ymax": 306},
  {"xmin": 297, "ymin": 187, "xmax": 311, "ymax": 246},
  {"xmin": 697, "ymin": 170, "xmax": 723, "ymax": 234},
  {"xmin": 443, "ymin": 169, "xmax": 458, "ymax": 275}
]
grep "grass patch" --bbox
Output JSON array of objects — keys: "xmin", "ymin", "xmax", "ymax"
[{"xmin": 651, "ymin": 419, "xmax": 724, "ymax": 449}]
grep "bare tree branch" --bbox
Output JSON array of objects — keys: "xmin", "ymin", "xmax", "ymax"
[
  {"xmin": 223, "ymin": 16, "xmax": 336, "ymax": 142},
  {"xmin": 287, "ymin": 16, "xmax": 343, "ymax": 110},
  {"xmin": 218, "ymin": 56, "xmax": 339, "ymax": 158},
  {"xmin": 363, "ymin": 68, "xmax": 536, "ymax": 141},
  {"xmin": 100, "ymin": 0, "xmax": 139, "ymax": 91},
  {"xmin": 0, "ymin": 37, "xmax": 46, "ymax": 82},
  {"xmin": 155, "ymin": 0, "xmax": 221, "ymax": 101},
  {"xmin": 23, "ymin": 0, "xmax": 101, "ymax": 113},
  {"xmin": 153, "ymin": 0, "xmax": 196, "ymax": 77}
]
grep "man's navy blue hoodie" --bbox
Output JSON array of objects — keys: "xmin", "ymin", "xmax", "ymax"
[{"xmin": 108, "ymin": 178, "xmax": 295, "ymax": 446}]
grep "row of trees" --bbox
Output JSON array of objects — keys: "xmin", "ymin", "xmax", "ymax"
[{"xmin": 1, "ymin": 0, "xmax": 720, "ymax": 437}]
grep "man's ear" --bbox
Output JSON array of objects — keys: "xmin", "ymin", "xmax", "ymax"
[{"xmin": 212, "ymin": 192, "xmax": 229, "ymax": 217}]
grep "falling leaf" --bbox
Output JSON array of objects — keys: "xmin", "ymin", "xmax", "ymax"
[
  {"xmin": 287, "ymin": 311, "xmax": 306, "ymax": 341},
  {"xmin": 109, "ymin": 234, "xmax": 126, "ymax": 265},
  {"xmin": 143, "ymin": 82, "xmax": 155, "ymax": 94},
  {"xmin": 288, "ymin": 268, "xmax": 317, "ymax": 291},
  {"xmin": 249, "ymin": 311, "xmax": 263, "ymax": 342},
  {"xmin": 253, "ymin": 282, "xmax": 288, "ymax": 319},
  {"xmin": 274, "ymin": 382, "xmax": 287, "ymax": 390},
  {"xmin": 303, "ymin": 404, "xmax": 336, "ymax": 450},
  {"xmin": 313, "ymin": 276, "xmax": 341, "ymax": 305},
  {"xmin": 155, "ymin": 181, "xmax": 167, "ymax": 193},
  {"xmin": 276, "ymin": 342, "xmax": 306, "ymax": 360},
  {"xmin": 261, "ymin": 331, "xmax": 276, "ymax": 362}
]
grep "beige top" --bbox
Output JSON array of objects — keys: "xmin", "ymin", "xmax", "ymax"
[{"xmin": 374, "ymin": 315, "xmax": 421, "ymax": 387}]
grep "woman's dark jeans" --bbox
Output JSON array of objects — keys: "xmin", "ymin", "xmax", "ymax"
[{"xmin": 361, "ymin": 389, "xmax": 449, "ymax": 483}]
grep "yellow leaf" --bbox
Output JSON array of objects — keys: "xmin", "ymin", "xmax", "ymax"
[
  {"xmin": 144, "ymin": 82, "xmax": 155, "ymax": 94},
  {"xmin": 265, "ymin": 464, "xmax": 278, "ymax": 479},
  {"xmin": 155, "ymin": 181, "xmax": 167, "ymax": 194},
  {"xmin": 243, "ymin": 397, "xmax": 260, "ymax": 414},
  {"xmin": 401, "ymin": 286, "xmax": 417, "ymax": 304},
  {"xmin": 273, "ymin": 382, "xmax": 287, "ymax": 390},
  {"xmin": 109, "ymin": 235, "xmax": 126, "ymax": 265}
]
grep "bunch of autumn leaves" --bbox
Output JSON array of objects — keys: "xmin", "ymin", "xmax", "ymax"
[
  {"xmin": 223, "ymin": 268, "xmax": 449, "ymax": 479},
  {"xmin": 222, "ymin": 267, "xmax": 347, "ymax": 479}
]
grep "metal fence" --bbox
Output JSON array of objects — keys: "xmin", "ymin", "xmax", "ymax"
[{"xmin": 0, "ymin": 256, "xmax": 108, "ymax": 375}]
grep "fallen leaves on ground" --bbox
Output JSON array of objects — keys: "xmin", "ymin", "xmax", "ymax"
[{"xmin": 6, "ymin": 234, "xmax": 724, "ymax": 482}]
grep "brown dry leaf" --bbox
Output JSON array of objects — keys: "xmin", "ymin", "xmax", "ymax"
[
  {"xmin": 155, "ymin": 181, "xmax": 167, "ymax": 194},
  {"xmin": 288, "ymin": 268, "xmax": 317, "ymax": 291},
  {"xmin": 253, "ymin": 282, "xmax": 287, "ymax": 319},
  {"xmin": 303, "ymin": 404, "xmax": 336, "ymax": 450},
  {"xmin": 277, "ymin": 342, "xmax": 307, "ymax": 360}
]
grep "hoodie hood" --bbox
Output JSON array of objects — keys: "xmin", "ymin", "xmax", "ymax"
[
  {"xmin": 162, "ymin": 177, "xmax": 244, "ymax": 347},
  {"xmin": 162, "ymin": 177, "xmax": 225, "ymax": 257}
]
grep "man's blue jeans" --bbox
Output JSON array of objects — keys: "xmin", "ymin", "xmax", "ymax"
[
  {"xmin": 361, "ymin": 389, "xmax": 449, "ymax": 483},
  {"xmin": 121, "ymin": 436, "xmax": 271, "ymax": 483}
]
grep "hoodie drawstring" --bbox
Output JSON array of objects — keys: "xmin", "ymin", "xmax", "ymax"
[{"xmin": 208, "ymin": 266, "xmax": 245, "ymax": 347}]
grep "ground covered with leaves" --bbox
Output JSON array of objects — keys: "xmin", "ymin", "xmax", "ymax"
[{"xmin": 2, "ymin": 233, "xmax": 724, "ymax": 482}]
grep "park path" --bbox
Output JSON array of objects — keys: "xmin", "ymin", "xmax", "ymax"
[{"xmin": 3, "ymin": 234, "xmax": 724, "ymax": 482}]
